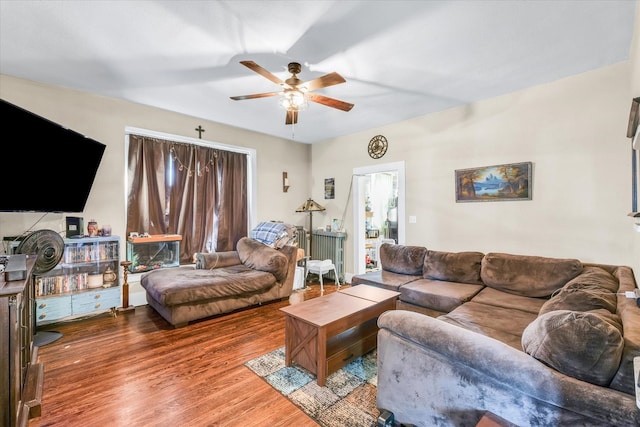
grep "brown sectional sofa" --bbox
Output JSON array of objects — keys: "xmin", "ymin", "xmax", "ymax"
[
  {"xmin": 351, "ymin": 244, "xmax": 640, "ymax": 426},
  {"xmin": 141, "ymin": 237, "xmax": 297, "ymax": 327}
]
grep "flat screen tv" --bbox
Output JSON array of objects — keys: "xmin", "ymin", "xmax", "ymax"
[{"xmin": 1, "ymin": 99, "xmax": 106, "ymax": 213}]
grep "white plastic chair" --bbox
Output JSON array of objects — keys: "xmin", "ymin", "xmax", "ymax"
[{"xmin": 305, "ymin": 259, "xmax": 340, "ymax": 292}]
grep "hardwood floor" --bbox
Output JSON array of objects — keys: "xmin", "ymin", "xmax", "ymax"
[{"xmin": 29, "ymin": 282, "xmax": 345, "ymax": 427}]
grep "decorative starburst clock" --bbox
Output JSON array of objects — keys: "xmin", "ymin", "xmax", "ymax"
[{"xmin": 368, "ymin": 135, "xmax": 388, "ymax": 159}]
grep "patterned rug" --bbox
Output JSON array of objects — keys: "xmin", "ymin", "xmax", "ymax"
[{"xmin": 244, "ymin": 347, "xmax": 379, "ymax": 427}]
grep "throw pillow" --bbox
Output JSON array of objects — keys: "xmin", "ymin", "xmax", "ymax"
[
  {"xmin": 522, "ymin": 310, "xmax": 624, "ymax": 386},
  {"xmin": 423, "ymin": 250, "xmax": 484, "ymax": 284},
  {"xmin": 539, "ymin": 266, "xmax": 619, "ymax": 315},
  {"xmin": 194, "ymin": 252, "xmax": 241, "ymax": 269},
  {"xmin": 539, "ymin": 288, "xmax": 617, "ymax": 315},
  {"xmin": 237, "ymin": 237, "xmax": 289, "ymax": 282},
  {"xmin": 563, "ymin": 266, "xmax": 619, "ymax": 293}
]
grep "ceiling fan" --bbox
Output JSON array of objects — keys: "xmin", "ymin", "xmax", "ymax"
[{"xmin": 230, "ymin": 61, "xmax": 354, "ymax": 125}]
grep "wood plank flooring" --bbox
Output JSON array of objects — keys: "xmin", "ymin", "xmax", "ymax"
[{"xmin": 29, "ymin": 282, "xmax": 345, "ymax": 427}]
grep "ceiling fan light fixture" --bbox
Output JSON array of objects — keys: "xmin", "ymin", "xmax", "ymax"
[
  {"xmin": 231, "ymin": 60, "xmax": 352, "ymax": 126},
  {"xmin": 279, "ymin": 89, "xmax": 307, "ymax": 111}
]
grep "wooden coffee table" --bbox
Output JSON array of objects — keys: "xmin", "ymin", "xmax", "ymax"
[{"xmin": 280, "ymin": 284, "xmax": 399, "ymax": 386}]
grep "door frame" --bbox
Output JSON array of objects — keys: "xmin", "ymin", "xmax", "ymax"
[{"xmin": 353, "ymin": 161, "xmax": 406, "ymax": 275}]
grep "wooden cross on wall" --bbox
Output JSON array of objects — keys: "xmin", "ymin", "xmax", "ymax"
[{"xmin": 195, "ymin": 125, "xmax": 205, "ymax": 139}]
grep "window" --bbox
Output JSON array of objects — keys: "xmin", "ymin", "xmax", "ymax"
[{"xmin": 124, "ymin": 128, "xmax": 256, "ymax": 263}]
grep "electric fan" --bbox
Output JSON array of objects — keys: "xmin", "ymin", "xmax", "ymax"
[{"xmin": 16, "ymin": 229, "xmax": 65, "ymax": 346}]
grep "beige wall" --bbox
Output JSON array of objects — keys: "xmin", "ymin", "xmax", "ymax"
[
  {"xmin": 313, "ymin": 60, "xmax": 639, "ymax": 279},
  {"xmin": 2, "ymin": 5, "xmax": 639, "ymax": 286},
  {"xmin": 0, "ymin": 75, "xmax": 312, "ymax": 245}
]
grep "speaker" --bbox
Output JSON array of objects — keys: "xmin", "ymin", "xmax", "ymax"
[{"xmin": 66, "ymin": 216, "xmax": 84, "ymax": 237}]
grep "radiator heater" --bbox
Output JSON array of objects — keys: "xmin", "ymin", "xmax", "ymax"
[
  {"xmin": 310, "ymin": 230, "xmax": 347, "ymax": 282},
  {"xmin": 295, "ymin": 226, "xmax": 308, "ymax": 254}
]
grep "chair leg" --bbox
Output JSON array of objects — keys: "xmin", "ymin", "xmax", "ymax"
[
  {"xmin": 333, "ymin": 267, "xmax": 341, "ymax": 288},
  {"xmin": 319, "ymin": 273, "xmax": 324, "ymax": 293}
]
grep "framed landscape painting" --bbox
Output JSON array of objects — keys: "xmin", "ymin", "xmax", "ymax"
[{"xmin": 455, "ymin": 162, "xmax": 532, "ymax": 203}]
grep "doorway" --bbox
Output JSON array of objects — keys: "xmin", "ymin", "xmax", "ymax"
[{"xmin": 353, "ymin": 161, "xmax": 405, "ymax": 275}]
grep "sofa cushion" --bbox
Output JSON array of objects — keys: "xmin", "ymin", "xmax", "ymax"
[
  {"xmin": 237, "ymin": 237, "xmax": 288, "ymax": 282},
  {"xmin": 351, "ymin": 270, "xmax": 422, "ymax": 291},
  {"xmin": 438, "ymin": 301, "xmax": 538, "ymax": 350},
  {"xmin": 522, "ymin": 309, "xmax": 624, "ymax": 386},
  {"xmin": 480, "ymin": 252, "xmax": 583, "ymax": 297},
  {"xmin": 400, "ymin": 279, "xmax": 484, "ymax": 313},
  {"xmin": 423, "ymin": 250, "xmax": 484, "ymax": 284},
  {"xmin": 471, "ymin": 287, "xmax": 546, "ymax": 315},
  {"xmin": 141, "ymin": 265, "xmax": 277, "ymax": 306},
  {"xmin": 380, "ymin": 243, "xmax": 427, "ymax": 275}
]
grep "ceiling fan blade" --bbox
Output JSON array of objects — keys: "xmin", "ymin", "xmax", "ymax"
[
  {"xmin": 307, "ymin": 93, "xmax": 354, "ymax": 111},
  {"xmin": 285, "ymin": 110, "xmax": 298, "ymax": 125},
  {"xmin": 302, "ymin": 72, "xmax": 346, "ymax": 92},
  {"xmin": 240, "ymin": 60, "xmax": 289, "ymax": 87},
  {"xmin": 230, "ymin": 91, "xmax": 281, "ymax": 101}
]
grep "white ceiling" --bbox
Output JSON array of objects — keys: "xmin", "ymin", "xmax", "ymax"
[{"xmin": 0, "ymin": 1, "xmax": 636, "ymax": 144}]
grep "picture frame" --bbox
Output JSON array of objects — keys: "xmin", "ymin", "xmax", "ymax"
[
  {"xmin": 455, "ymin": 162, "xmax": 533, "ymax": 203},
  {"xmin": 324, "ymin": 178, "xmax": 335, "ymax": 199}
]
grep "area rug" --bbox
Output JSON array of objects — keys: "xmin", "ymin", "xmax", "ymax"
[{"xmin": 244, "ymin": 347, "xmax": 379, "ymax": 427}]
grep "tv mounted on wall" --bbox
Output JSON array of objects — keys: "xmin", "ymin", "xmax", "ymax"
[{"xmin": 1, "ymin": 99, "xmax": 106, "ymax": 213}]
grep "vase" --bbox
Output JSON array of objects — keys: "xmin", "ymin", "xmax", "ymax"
[
  {"xmin": 87, "ymin": 219, "xmax": 98, "ymax": 237},
  {"xmin": 87, "ymin": 274, "xmax": 103, "ymax": 289},
  {"xmin": 102, "ymin": 267, "xmax": 117, "ymax": 287}
]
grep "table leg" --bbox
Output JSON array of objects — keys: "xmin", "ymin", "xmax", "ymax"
[
  {"xmin": 284, "ymin": 316, "xmax": 293, "ymax": 366},
  {"xmin": 316, "ymin": 327, "xmax": 327, "ymax": 386}
]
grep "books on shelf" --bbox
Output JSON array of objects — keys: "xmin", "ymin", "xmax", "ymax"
[{"xmin": 35, "ymin": 272, "xmax": 89, "ymax": 296}]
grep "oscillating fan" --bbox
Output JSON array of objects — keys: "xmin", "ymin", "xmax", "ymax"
[{"xmin": 16, "ymin": 229, "xmax": 65, "ymax": 346}]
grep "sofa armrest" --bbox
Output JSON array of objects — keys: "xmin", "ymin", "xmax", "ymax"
[
  {"xmin": 376, "ymin": 310, "xmax": 639, "ymax": 427},
  {"xmin": 194, "ymin": 251, "xmax": 241, "ymax": 269}
]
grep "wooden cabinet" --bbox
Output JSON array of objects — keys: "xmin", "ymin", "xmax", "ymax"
[
  {"xmin": 1, "ymin": 256, "xmax": 42, "ymax": 427},
  {"xmin": 35, "ymin": 287, "xmax": 120, "ymax": 323},
  {"xmin": 34, "ymin": 236, "xmax": 120, "ymax": 325}
]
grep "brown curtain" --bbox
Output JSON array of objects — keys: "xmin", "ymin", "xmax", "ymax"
[
  {"xmin": 126, "ymin": 134, "xmax": 247, "ymax": 262},
  {"xmin": 216, "ymin": 150, "xmax": 248, "ymax": 251},
  {"xmin": 126, "ymin": 135, "xmax": 169, "ymax": 237}
]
